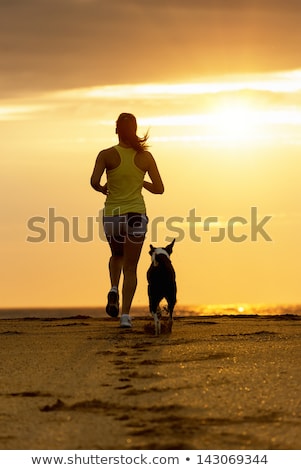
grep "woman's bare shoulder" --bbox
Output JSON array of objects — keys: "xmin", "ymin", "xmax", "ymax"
[
  {"xmin": 138, "ymin": 149, "xmax": 155, "ymax": 161},
  {"xmin": 135, "ymin": 149, "xmax": 154, "ymax": 171},
  {"xmin": 97, "ymin": 146, "xmax": 116, "ymax": 158}
]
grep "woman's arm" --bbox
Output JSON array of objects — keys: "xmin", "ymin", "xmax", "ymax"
[
  {"xmin": 143, "ymin": 153, "xmax": 164, "ymax": 194},
  {"xmin": 90, "ymin": 151, "xmax": 108, "ymax": 195}
]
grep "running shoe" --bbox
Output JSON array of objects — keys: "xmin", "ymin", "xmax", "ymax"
[
  {"xmin": 105, "ymin": 290, "xmax": 119, "ymax": 318},
  {"xmin": 120, "ymin": 314, "xmax": 132, "ymax": 328}
]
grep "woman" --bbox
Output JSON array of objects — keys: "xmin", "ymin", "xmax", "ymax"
[{"xmin": 90, "ymin": 113, "xmax": 164, "ymax": 328}]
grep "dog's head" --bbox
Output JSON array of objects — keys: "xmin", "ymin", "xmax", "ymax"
[{"xmin": 149, "ymin": 239, "xmax": 175, "ymax": 266}]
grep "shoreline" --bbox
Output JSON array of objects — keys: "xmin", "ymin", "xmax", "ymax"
[
  {"xmin": 0, "ymin": 315, "xmax": 300, "ymax": 450},
  {"xmin": 0, "ymin": 302, "xmax": 301, "ymax": 320}
]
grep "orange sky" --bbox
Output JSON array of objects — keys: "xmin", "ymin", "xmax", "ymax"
[{"xmin": 1, "ymin": 1, "xmax": 300, "ymax": 308}]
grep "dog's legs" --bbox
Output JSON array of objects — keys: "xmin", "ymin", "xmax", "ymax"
[
  {"xmin": 152, "ymin": 309, "xmax": 161, "ymax": 335},
  {"xmin": 166, "ymin": 309, "xmax": 173, "ymax": 333},
  {"xmin": 168, "ymin": 314, "xmax": 173, "ymax": 333},
  {"xmin": 167, "ymin": 298, "xmax": 176, "ymax": 333}
]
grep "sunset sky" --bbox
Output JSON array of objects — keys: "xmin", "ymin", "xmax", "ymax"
[{"xmin": 1, "ymin": 0, "xmax": 300, "ymax": 309}]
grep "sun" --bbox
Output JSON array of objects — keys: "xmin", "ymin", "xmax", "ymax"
[{"xmin": 209, "ymin": 99, "xmax": 259, "ymax": 144}]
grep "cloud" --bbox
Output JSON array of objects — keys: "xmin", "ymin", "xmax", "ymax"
[
  {"xmin": 2, "ymin": 69, "xmax": 301, "ymax": 141},
  {"xmin": 1, "ymin": 0, "xmax": 301, "ymax": 97}
]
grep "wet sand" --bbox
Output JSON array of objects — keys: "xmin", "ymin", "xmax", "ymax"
[{"xmin": 0, "ymin": 314, "xmax": 300, "ymax": 450}]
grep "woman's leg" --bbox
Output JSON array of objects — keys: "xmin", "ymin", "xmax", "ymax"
[
  {"xmin": 121, "ymin": 235, "xmax": 144, "ymax": 315},
  {"xmin": 108, "ymin": 253, "xmax": 123, "ymax": 288},
  {"xmin": 103, "ymin": 216, "xmax": 125, "ymax": 290},
  {"xmin": 106, "ymin": 236, "xmax": 124, "ymax": 317}
]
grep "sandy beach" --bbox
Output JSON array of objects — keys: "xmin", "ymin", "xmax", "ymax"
[{"xmin": 0, "ymin": 313, "xmax": 300, "ymax": 450}]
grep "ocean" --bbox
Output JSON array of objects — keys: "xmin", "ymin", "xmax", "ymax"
[{"xmin": 0, "ymin": 304, "xmax": 300, "ymax": 320}]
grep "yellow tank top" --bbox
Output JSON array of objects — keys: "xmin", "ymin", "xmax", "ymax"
[{"xmin": 104, "ymin": 145, "xmax": 146, "ymax": 216}]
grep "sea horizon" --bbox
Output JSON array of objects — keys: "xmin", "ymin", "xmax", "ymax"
[{"xmin": 0, "ymin": 303, "xmax": 300, "ymax": 320}]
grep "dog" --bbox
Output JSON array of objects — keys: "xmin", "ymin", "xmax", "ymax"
[{"xmin": 147, "ymin": 239, "xmax": 177, "ymax": 335}]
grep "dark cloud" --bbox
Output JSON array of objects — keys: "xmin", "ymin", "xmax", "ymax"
[{"xmin": 1, "ymin": 0, "xmax": 301, "ymax": 96}]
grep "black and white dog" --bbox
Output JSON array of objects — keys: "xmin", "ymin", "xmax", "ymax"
[{"xmin": 147, "ymin": 239, "xmax": 177, "ymax": 335}]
